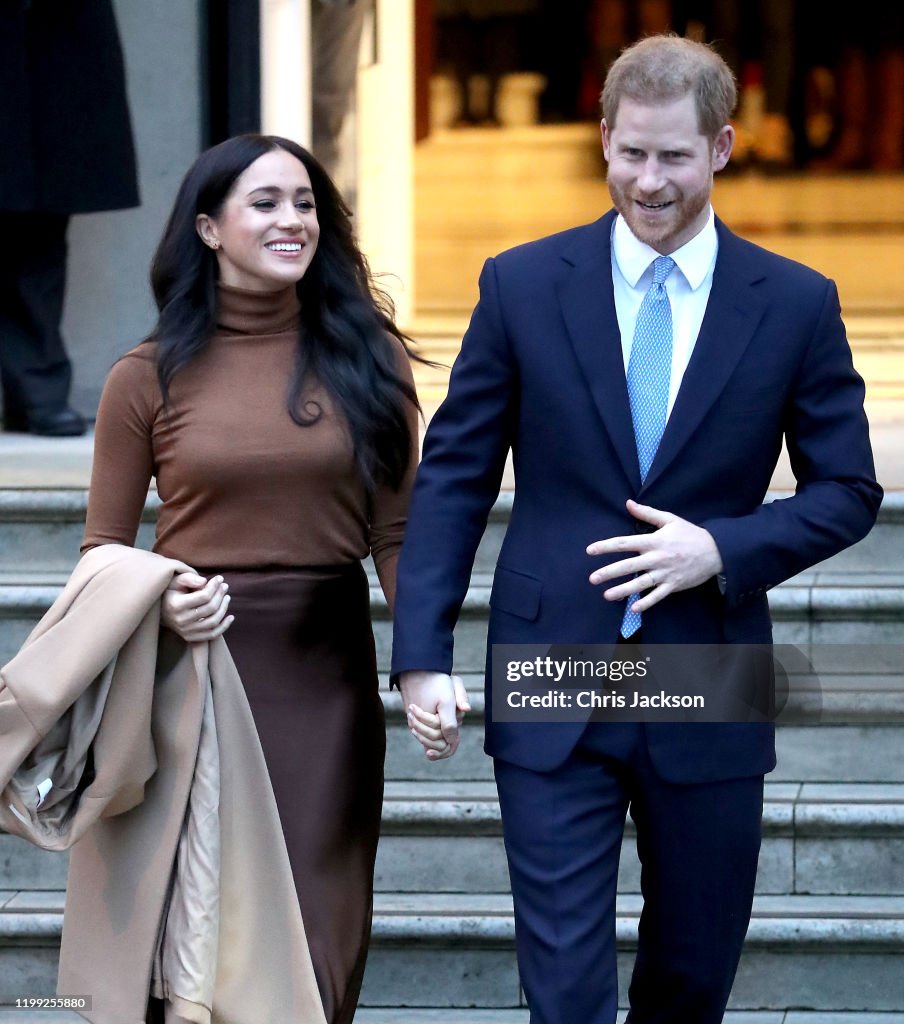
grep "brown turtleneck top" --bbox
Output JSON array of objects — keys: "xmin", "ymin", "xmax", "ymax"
[{"xmin": 82, "ymin": 284, "xmax": 419, "ymax": 607}]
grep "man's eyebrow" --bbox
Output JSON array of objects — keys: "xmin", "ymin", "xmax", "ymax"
[{"xmin": 246, "ymin": 185, "xmax": 315, "ymax": 197}]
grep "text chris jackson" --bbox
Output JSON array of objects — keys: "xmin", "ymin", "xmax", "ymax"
[{"xmin": 505, "ymin": 690, "xmax": 706, "ymax": 709}]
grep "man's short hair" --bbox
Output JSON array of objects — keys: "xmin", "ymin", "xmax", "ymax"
[{"xmin": 601, "ymin": 34, "xmax": 737, "ymax": 141}]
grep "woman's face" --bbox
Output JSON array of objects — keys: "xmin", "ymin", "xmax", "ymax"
[{"xmin": 196, "ymin": 148, "xmax": 320, "ymax": 292}]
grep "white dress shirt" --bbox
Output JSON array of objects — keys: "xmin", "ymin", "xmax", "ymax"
[{"xmin": 611, "ymin": 208, "xmax": 718, "ymax": 417}]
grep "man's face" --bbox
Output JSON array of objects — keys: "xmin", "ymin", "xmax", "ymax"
[{"xmin": 601, "ymin": 93, "xmax": 733, "ymax": 254}]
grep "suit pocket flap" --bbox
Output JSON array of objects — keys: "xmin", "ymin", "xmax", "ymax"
[{"xmin": 490, "ymin": 566, "xmax": 543, "ymax": 621}]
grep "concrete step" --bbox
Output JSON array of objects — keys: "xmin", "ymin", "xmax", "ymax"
[
  {"xmin": 0, "ymin": 490, "xmax": 901, "ymax": 578},
  {"xmin": 1, "ymin": 570, "xmax": 902, "ymax": 671},
  {"xmin": 389, "ymin": 658, "xmax": 904, "ymax": 781},
  {"xmin": 5, "ymin": 892, "xmax": 904, "ymax": 1012},
  {"xmin": 369, "ymin": 892, "xmax": 904, "ymax": 1012},
  {"xmin": 358, "ymin": 1014, "xmax": 904, "ymax": 1024},
  {"xmin": 375, "ymin": 781, "xmax": 904, "ymax": 898},
  {"xmin": 5, "ymin": 782, "xmax": 904, "ymax": 914},
  {"xmin": 0, "ymin": 659, "xmax": 901, "ymax": 814},
  {"xmin": 375, "ymin": 575, "xmax": 904, "ymax": 675},
  {"xmin": 359, "ymin": 1015, "xmax": 904, "ymax": 1024},
  {"xmin": 385, "ymin": 687, "xmax": 904, "ymax": 788},
  {"xmin": 0, "ymin": 489, "xmax": 157, "ymax": 575},
  {"xmin": 3, "ymin": 1012, "xmax": 903, "ymax": 1024},
  {"xmin": 0, "ymin": 1015, "xmax": 83, "ymax": 1022},
  {"xmin": 1, "ymin": 491, "xmax": 900, "ymax": 673},
  {"xmin": 0, "ymin": 657, "xmax": 901, "ymax": 789}
]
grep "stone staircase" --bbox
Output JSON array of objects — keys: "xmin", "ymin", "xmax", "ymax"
[{"xmin": 0, "ymin": 488, "xmax": 903, "ymax": 1020}]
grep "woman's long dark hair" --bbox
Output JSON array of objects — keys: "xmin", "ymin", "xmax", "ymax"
[{"xmin": 149, "ymin": 133, "xmax": 420, "ymax": 493}]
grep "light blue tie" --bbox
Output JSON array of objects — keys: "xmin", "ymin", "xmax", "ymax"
[{"xmin": 621, "ymin": 255, "xmax": 675, "ymax": 638}]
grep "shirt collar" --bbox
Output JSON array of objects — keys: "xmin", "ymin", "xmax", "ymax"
[{"xmin": 612, "ymin": 207, "xmax": 718, "ymax": 291}]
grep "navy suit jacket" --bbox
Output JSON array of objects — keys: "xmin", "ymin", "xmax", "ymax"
[{"xmin": 391, "ymin": 211, "xmax": 882, "ymax": 781}]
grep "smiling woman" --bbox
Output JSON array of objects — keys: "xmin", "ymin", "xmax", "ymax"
[
  {"xmin": 79, "ymin": 134, "xmax": 422, "ymax": 1024},
  {"xmin": 195, "ymin": 148, "xmax": 321, "ymax": 291}
]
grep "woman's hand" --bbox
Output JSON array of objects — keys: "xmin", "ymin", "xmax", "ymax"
[{"xmin": 161, "ymin": 571, "xmax": 234, "ymax": 642}]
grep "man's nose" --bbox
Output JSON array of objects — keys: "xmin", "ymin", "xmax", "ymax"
[{"xmin": 637, "ymin": 159, "xmax": 665, "ymax": 193}]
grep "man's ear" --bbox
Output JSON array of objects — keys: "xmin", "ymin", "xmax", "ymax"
[
  {"xmin": 712, "ymin": 124, "xmax": 734, "ymax": 172},
  {"xmin": 196, "ymin": 213, "xmax": 219, "ymax": 249},
  {"xmin": 601, "ymin": 118, "xmax": 612, "ymax": 161}
]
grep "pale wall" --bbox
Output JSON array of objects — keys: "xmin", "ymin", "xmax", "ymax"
[{"xmin": 65, "ymin": 0, "xmax": 202, "ymax": 416}]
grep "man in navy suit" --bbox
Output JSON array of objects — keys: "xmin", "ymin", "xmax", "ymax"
[{"xmin": 391, "ymin": 35, "xmax": 882, "ymax": 1023}]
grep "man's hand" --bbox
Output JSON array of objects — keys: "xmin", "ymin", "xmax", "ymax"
[
  {"xmin": 399, "ymin": 670, "xmax": 471, "ymax": 761},
  {"xmin": 587, "ymin": 499, "xmax": 723, "ymax": 613}
]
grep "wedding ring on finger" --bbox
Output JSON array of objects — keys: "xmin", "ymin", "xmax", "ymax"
[{"xmin": 646, "ymin": 570, "xmax": 657, "ymax": 589}]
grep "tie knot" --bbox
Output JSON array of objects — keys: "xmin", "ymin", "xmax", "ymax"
[{"xmin": 651, "ymin": 256, "xmax": 676, "ymax": 286}]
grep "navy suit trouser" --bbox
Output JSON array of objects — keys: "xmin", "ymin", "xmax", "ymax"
[{"xmin": 494, "ymin": 721, "xmax": 764, "ymax": 1024}]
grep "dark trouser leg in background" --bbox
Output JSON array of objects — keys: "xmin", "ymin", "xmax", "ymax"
[{"xmin": 0, "ymin": 211, "xmax": 74, "ymax": 428}]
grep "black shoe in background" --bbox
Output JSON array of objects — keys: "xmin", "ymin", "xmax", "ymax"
[{"xmin": 5, "ymin": 406, "xmax": 87, "ymax": 436}]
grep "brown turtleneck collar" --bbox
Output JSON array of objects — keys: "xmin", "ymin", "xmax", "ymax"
[{"xmin": 216, "ymin": 283, "xmax": 301, "ymax": 337}]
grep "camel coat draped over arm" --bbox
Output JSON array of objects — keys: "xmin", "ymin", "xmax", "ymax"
[{"xmin": 0, "ymin": 544, "xmax": 326, "ymax": 1024}]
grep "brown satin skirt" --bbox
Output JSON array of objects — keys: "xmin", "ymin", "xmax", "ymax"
[{"xmin": 214, "ymin": 562, "xmax": 384, "ymax": 1024}]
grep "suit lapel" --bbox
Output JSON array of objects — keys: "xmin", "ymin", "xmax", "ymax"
[
  {"xmin": 642, "ymin": 219, "xmax": 768, "ymax": 492},
  {"xmin": 556, "ymin": 213, "xmax": 641, "ymax": 489}
]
